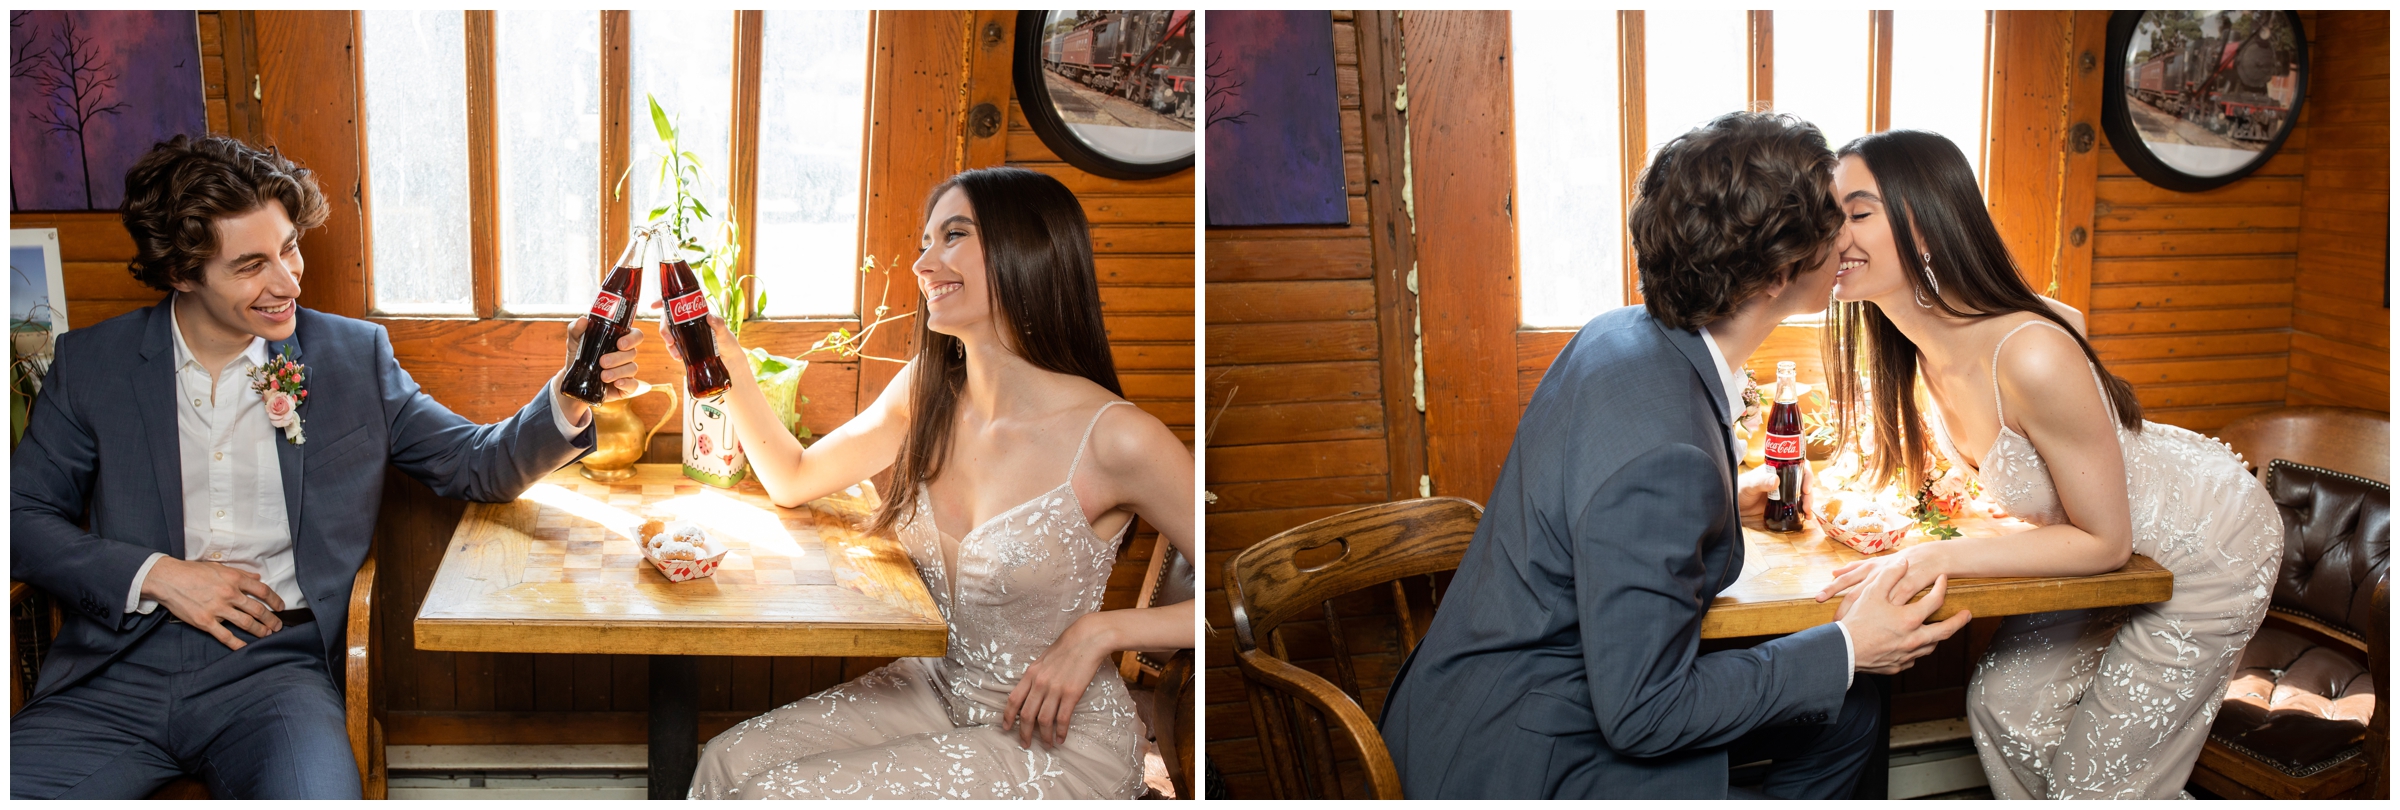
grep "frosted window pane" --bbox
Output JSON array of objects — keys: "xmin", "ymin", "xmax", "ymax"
[
  {"xmin": 496, "ymin": 11, "xmax": 602, "ymax": 315},
  {"xmin": 1771, "ymin": 11, "xmax": 1871, "ymax": 153},
  {"xmin": 1890, "ymin": 10, "xmax": 1990, "ymax": 181},
  {"xmin": 1514, "ymin": 11, "xmax": 1623, "ymax": 328},
  {"xmin": 1644, "ymin": 10, "xmax": 1748, "ymax": 165},
  {"xmin": 754, "ymin": 11, "xmax": 868, "ymax": 318},
  {"xmin": 627, "ymin": 11, "xmax": 734, "ymax": 312},
  {"xmin": 362, "ymin": 11, "xmax": 472, "ymax": 315}
]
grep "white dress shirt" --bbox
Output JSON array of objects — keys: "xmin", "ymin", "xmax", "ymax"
[
  {"xmin": 1700, "ymin": 326, "xmax": 1855, "ymax": 687},
  {"xmin": 129, "ymin": 298, "xmax": 591, "ymax": 614}
]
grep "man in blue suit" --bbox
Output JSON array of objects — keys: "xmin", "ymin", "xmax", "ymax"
[
  {"xmin": 10, "ymin": 134, "xmax": 646, "ymax": 798},
  {"xmin": 1379, "ymin": 113, "xmax": 1973, "ymax": 799}
]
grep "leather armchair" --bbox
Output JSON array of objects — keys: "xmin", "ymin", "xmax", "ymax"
[{"xmin": 2192, "ymin": 460, "xmax": 2388, "ymax": 800}]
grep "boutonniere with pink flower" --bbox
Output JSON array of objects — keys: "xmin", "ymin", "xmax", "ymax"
[{"xmin": 251, "ymin": 345, "xmax": 308, "ymax": 445}]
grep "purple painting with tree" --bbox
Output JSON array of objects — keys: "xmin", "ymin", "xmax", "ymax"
[
  {"xmin": 1204, "ymin": 11, "xmax": 1347, "ymax": 227},
  {"xmin": 11, "ymin": 10, "xmax": 205, "ymax": 212}
]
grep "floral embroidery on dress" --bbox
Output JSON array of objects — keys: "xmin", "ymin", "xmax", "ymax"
[
  {"xmin": 1943, "ymin": 321, "xmax": 2280, "ymax": 800},
  {"xmin": 688, "ymin": 402, "xmax": 1148, "ymax": 800}
]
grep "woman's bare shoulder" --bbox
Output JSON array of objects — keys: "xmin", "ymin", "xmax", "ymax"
[
  {"xmin": 1085, "ymin": 396, "xmax": 1188, "ymax": 477},
  {"xmin": 1992, "ymin": 316, "xmax": 2105, "ymax": 418}
]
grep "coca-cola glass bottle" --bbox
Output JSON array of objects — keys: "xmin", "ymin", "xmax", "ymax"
[
  {"xmin": 561, "ymin": 229, "xmax": 652, "ymax": 404},
  {"xmin": 1762, "ymin": 361, "xmax": 1805, "ymax": 532},
  {"xmin": 658, "ymin": 238, "xmax": 731, "ymax": 399}
]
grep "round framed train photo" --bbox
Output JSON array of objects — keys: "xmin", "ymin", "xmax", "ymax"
[
  {"xmin": 2102, "ymin": 11, "xmax": 2307, "ymax": 192},
  {"xmin": 1015, "ymin": 10, "xmax": 1195, "ymax": 180}
]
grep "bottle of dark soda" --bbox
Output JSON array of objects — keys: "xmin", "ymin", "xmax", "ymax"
[
  {"xmin": 658, "ymin": 237, "xmax": 732, "ymax": 399},
  {"xmin": 1762, "ymin": 360, "xmax": 1805, "ymax": 532},
  {"xmin": 561, "ymin": 229, "xmax": 652, "ymax": 404}
]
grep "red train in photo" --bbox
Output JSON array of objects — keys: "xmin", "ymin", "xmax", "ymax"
[
  {"xmin": 2127, "ymin": 28, "xmax": 2297, "ymax": 144},
  {"xmin": 1042, "ymin": 10, "xmax": 1194, "ymax": 123}
]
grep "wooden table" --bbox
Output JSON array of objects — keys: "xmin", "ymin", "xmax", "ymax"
[
  {"xmin": 1704, "ymin": 512, "xmax": 2173, "ymax": 639},
  {"xmin": 1703, "ymin": 510, "xmax": 2175, "ymax": 798},
  {"xmin": 414, "ymin": 464, "xmax": 946, "ymax": 799}
]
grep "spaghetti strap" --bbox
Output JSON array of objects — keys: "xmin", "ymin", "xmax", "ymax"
[
  {"xmin": 1066, "ymin": 401, "xmax": 1131, "ymax": 481},
  {"xmin": 1989, "ymin": 318, "xmax": 2115, "ymax": 430}
]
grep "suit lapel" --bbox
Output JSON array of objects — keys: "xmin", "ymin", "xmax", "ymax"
[
  {"xmin": 1655, "ymin": 317, "xmax": 1749, "ymax": 594},
  {"xmin": 1655, "ymin": 320, "xmax": 1740, "ymax": 474},
  {"xmin": 134, "ymin": 300, "xmax": 185, "ymax": 556},
  {"xmin": 268, "ymin": 320, "xmax": 306, "ymax": 548}
]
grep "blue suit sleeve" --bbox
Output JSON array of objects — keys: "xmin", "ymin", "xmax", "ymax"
[
  {"xmin": 1574, "ymin": 442, "xmax": 1849, "ymax": 757},
  {"xmin": 375, "ymin": 325, "xmax": 594, "ymax": 502},
  {"xmin": 9, "ymin": 353, "xmax": 167, "ymax": 629}
]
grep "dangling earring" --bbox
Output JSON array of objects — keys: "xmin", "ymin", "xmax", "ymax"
[
  {"xmin": 953, "ymin": 340, "xmax": 964, "ymax": 361},
  {"xmin": 1915, "ymin": 252, "xmax": 1940, "ymax": 308}
]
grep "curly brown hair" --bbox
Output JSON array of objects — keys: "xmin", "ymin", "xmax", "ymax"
[
  {"xmin": 1628, "ymin": 111, "xmax": 1843, "ymax": 330},
  {"xmin": 119, "ymin": 134, "xmax": 330, "ymax": 292}
]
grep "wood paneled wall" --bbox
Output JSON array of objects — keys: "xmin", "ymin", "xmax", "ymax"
[
  {"xmin": 2081, "ymin": 13, "xmax": 2319, "ymax": 433},
  {"xmin": 13, "ymin": 11, "xmax": 1191, "ymax": 745},
  {"xmin": 2286, "ymin": 10, "xmax": 2388, "ymax": 411},
  {"xmin": 1204, "ymin": 11, "xmax": 1422, "ymax": 798}
]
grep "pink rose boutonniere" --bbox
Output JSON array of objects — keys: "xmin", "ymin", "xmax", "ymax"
[{"xmin": 251, "ymin": 345, "xmax": 309, "ymax": 445}]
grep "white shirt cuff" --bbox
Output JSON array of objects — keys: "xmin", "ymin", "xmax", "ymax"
[
  {"xmin": 547, "ymin": 372, "xmax": 592, "ymax": 439},
  {"xmin": 128, "ymin": 552, "xmax": 166, "ymax": 614},
  {"xmin": 1835, "ymin": 619, "xmax": 1855, "ymax": 689}
]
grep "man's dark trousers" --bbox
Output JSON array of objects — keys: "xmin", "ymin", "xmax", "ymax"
[
  {"xmin": 10, "ymin": 619, "xmax": 358, "ymax": 799},
  {"xmin": 1726, "ymin": 676, "xmax": 1883, "ymax": 799}
]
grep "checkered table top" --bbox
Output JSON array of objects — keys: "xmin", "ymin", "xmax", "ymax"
[{"xmin": 414, "ymin": 464, "xmax": 946, "ymax": 658}]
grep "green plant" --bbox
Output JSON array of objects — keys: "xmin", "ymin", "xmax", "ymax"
[
  {"xmin": 1909, "ymin": 487, "xmax": 1963, "ymax": 540},
  {"xmin": 1801, "ymin": 389, "xmax": 1840, "ymax": 447},
  {"xmin": 617, "ymin": 94, "xmax": 758, "ymax": 337},
  {"xmin": 760, "ymin": 255, "xmax": 917, "ymax": 443},
  {"xmin": 617, "ymin": 95, "xmax": 920, "ymax": 445}
]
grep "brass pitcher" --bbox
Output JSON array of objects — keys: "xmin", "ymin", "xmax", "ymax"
[{"xmin": 580, "ymin": 381, "xmax": 678, "ymax": 481}]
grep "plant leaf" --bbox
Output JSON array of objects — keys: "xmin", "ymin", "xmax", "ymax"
[{"xmin": 648, "ymin": 94, "xmax": 673, "ymax": 142}]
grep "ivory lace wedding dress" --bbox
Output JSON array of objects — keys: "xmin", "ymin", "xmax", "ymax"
[
  {"xmin": 1934, "ymin": 320, "xmax": 2280, "ymax": 799},
  {"xmin": 688, "ymin": 402, "xmax": 1145, "ymax": 799}
]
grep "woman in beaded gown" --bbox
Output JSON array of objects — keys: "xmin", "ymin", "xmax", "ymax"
[
  {"xmin": 660, "ymin": 167, "xmax": 1196, "ymax": 799},
  {"xmin": 1810, "ymin": 130, "xmax": 2279, "ymax": 799}
]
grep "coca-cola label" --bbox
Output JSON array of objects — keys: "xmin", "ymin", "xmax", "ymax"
[
  {"xmin": 588, "ymin": 291, "xmax": 626, "ymax": 324},
  {"xmin": 1764, "ymin": 431, "xmax": 1803, "ymax": 462},
  {"xmin": 666, "ymin": 290, "xmax": 711, "ymax": 325}
]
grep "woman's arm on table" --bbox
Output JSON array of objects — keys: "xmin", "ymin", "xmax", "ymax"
[{"xmin": 1818, "ymin": 325, "xmax": 2132, "ymax": 604}]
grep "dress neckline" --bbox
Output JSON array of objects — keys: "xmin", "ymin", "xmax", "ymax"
[{"xmin": 915, "ymin": 401, "xmax": 1133, "ymax": 606}]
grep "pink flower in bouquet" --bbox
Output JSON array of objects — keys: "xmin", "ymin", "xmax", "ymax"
[
  {"xmin": 264, "ymin": 391, "xmax": 297, "ymax": 428},
  {"xmin": 1927, "ymin": 470, "xmax": 1978, "ymax": 516}
]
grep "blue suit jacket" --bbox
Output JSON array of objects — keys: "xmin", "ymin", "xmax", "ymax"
[
  {"xmin": 1378, "ymin": 306, "xmax": 1849, "ymax": 798},
  {"xmin": 11, "ymin": 298, "xmax": 592, "ymax": 705}
]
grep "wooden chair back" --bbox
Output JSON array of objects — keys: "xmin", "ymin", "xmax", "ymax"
[
  {"xmin": 2216, "ymin": 406, "xmax": 2389, "ymax": 484},
  {"xmin": 1226, "ymin": 497, "xmax": 1482, "ymax": 800},
  {"xmin": 1117, "ymin": 530, "xmax": 1196, "ymax": 797}
]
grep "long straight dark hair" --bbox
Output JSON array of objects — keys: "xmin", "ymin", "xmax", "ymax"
[
  {"xmin": 1828, "ymin": 129, "xmax": 2142, "ymax": 490},
  {"xmin": 871, "ymin": 167, "xmax": 1124, "ymax": 534}
]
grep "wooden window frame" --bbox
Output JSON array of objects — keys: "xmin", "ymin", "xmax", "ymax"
[
  {"xmin": 1602, "ymin": 10, "xmax": 1940, "ymax": 318},
  {"xmin": 359, "ymin": 10, "xmax": 867, "ymax": 330},
  {"xmin": 1422, "ymin": 11, "xmax": 1999, "ymax": 501}
]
